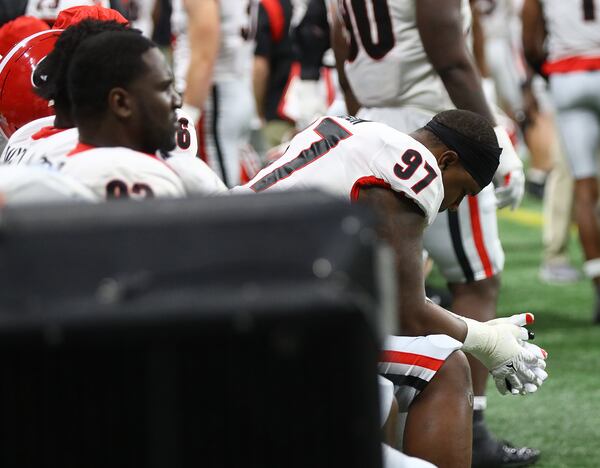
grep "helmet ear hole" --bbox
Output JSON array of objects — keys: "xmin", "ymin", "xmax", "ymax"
[{"xmin": 0, "ymin": 29, "xmax": 61, "ymax": 139}]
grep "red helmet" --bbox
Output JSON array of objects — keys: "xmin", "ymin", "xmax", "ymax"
[
  {"xmin": 0, "ymin": 16, "xmax": 50, "ymax": 58},
  {"xmin": 0, "ymin": 29, "xmax": 62, "ymax": 139}
]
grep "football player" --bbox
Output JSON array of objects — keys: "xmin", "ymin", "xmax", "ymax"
[
  {"xmin": 0, "ymin": 5, "xmax": 128, "ymax": 162},
  {"xmin": 522, "ymin": 0, "xmax": 600, "ymax": 317},
  {"xmin": 232, "ymin": 111, "xmax": 548, "ymax": 467},
  {"xmin": 171, "ymin": 0, "xmax": 258, "ymax": 187},
  {"xmin": 331, "ymin": 0, "xmax": 538, "ymax": 465},
  {"xmin": 0, "ymin": 8, "xmax": 224, "ymax": 196},
  {"xmin": 0, "ymin": 165, "xmax": 97, "ymax": 204},
  {"xmin": 61, "ymin": 29, "xmax": 225, "ymax": 199}
]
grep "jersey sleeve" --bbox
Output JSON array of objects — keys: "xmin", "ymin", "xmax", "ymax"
[
  {"xmin": 254, "ymin": 3, "xmax": 273, "ymax": 58},
  {"xmin": 370, "ymin": 136, "xmax": 444, "ymax": 226},
  {"xmin": 164, "ymin": 154, "xmax": 228, "ymax": 196}
]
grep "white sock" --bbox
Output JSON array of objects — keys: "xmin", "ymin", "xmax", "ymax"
[{"xmin": 474, "ymin": 396, "xmax": 487, "ymax": 411}]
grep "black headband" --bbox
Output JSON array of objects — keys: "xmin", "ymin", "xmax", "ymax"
[{"xmin": 425, "ymin": 119, "xmax": 501, "ymax": 189}]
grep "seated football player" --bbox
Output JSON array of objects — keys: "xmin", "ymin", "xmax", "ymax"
[
  {"xmin": 59, "ymin": 29, "xmax": 224, "ymax": 199},
  {"xmin": 29, "ymin": 13, "xmax": 224, "ymax": 196},
  {"xmin": 0, "ymin": 6, "xmax": 129, "ymax": 165},
  {"xmin": 0, "ymin": 165, "xmax": 97, "ymax": 204},
  {"xmin": 232, "ymin": 111, "xmax": 548, "ymax": 467}
]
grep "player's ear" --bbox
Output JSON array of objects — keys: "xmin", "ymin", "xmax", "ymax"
[
  {"xmin": 108, "ymin": 87, "xmax": 134, "ymax": 119},
  {"xmin": 438, "ymin": 150, "xmax": 459, "ymax": 171}
]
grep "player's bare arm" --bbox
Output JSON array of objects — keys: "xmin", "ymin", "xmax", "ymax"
[
  {"xmin": 416, "ymin": 0, "xmax": 495, "ymax": 123},
  {"xmin": 521, "ymin": 0, "xmax": 547, "ymax": 73},
  {"xmin": 330, "ymin": 10, "xmax": 361, "ymax": 115},
  {"xmin": 253, "ymin": 54, "xmax": 269, "ymax": 122},
  {"xmin": 182, "ymin": 0, "xmax": 220, "ymax": 112},
  {"xmin": 357, "ymin": 185, "xmax": 469, "ymax": 340}
]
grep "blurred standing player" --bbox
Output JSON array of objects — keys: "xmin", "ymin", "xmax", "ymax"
[
  {"xmin": 473, "ymin": 0, "xmax": 579, "ymax": 283},
  {"xmin": 332, "ymin": 1, "xmax": 538, "ymax": 466},
  {"xmin": 171, "ymin": 0, "xmax": 258, "ymax": 187},
  {"xmin": 253, "ymin": 0, "xmax": 298, "ymax": 148},
  {"xmin": 120, "ymin": 0, "xmax": 155, "ymax": 36},
  {"xmin": 522, "ymin": 0, "xmax": 600, "ymax": 317}
]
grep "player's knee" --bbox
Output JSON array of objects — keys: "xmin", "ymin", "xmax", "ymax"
[{"xmin": 436, "ymin": 350, "xmax": 473, "ymax": 399}]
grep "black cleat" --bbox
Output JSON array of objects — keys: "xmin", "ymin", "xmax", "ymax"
[{"xmin": 472, "ymin": 437, "xmax": 540, "ymax": 468}]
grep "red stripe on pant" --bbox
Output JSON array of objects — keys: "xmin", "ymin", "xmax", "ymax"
[
  {"xmin": 379, "ymin": 350, "xmax": 444, "ymax": 371},
  {"xmin": 468, "ymin": 195, "xmax": 493, "ymax": 278}
]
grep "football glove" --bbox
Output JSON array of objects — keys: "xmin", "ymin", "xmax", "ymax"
[
  {"xmin": 460, "ymin": 313, "xmax": 548, "ymax": 395},
  {"xmin": 493, "ymin": 125, "xmax": 525, "ymax": 211}
]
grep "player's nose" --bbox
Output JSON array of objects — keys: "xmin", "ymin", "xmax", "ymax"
[{"xmin": 172, "ymin": 89, "xmax": 182, "ymax": 109}]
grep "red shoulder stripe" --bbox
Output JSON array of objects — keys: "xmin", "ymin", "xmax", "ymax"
[
  {"xmin": 67, "ymin": 141, "xmax": 96, "ymax": 156},
  {"xmin": 31, "ymin": 126, "xmax": 67, "ymax": 140}
]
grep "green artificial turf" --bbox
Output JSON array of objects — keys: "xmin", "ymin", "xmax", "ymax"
[{"xmin": 429, "ymin": 195, "xmax": 600, "ymax": 467}]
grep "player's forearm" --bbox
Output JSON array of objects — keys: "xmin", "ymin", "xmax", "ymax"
[
  {"xmin": 400, "ymin": 296, "xmax": 468, "ymax": 342},
  {"xmin": 330, "ymin": 11, "xmax": 360, "ymax": 115},
  {"xmin": 521, "ymin": 0, "xmax": 547, "ymax": 73},
  {"xmin": 437, "ymin": 62, "xmax": 495, "ymax": 123},
  {"xmin": 253, "ymin": 56, "xmax": 269, "ymax": 121},
  {"xmin": 184, "ymin": 60, "xmax": 217, "ymax": 110},
  {"xmin": 183, "ymin": 0, "xmax": 220, "ymax": 109}
]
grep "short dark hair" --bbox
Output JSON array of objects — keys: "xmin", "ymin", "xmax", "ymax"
[
  {"xmin": 423, "ymin": 109, "xmax": 501, "ymax": 189},
  {"xmin": 67, "ymin": 30, "xmax": 157, "ymax": 123},
  {"xmin": 34, "ymin": 19, "xmax": 129, "ymax": 115},
  {"xmin": 430, "ymin": 109, "xmax": 497, "ymax": 148}
]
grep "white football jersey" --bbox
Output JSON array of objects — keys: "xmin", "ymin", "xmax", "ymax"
[
  {"xmin": 125, "ymin": 0, "xmax": 156, "ymax": 37},
  {"xmin": 60, "ymin": 146, "xmax": 186, "ymax": 200},
  {"xmin": 0, "ymin": 165, "xmax": 97, "ymax": 204},
  {"xmin": 540, "ymin": 0, "xmax": 600, "ymax": 61},
  {"xmin": 341, "ymin": 0, "xmax": 471, "ymax": 112},
  {"xmin": 474, "ymin": 0, "xmax": 518, "ymax": 41},
  {"xmin": 26, "ymin": 0, "xmax": 111, "ymax": 22},
  {"xmin": 171, "ymin": 0, "xmax": 257, "ymax": 90},
  {"xmin": 232, "ymin": 116, "xmax": 443, "ymax": 225},
  {"xmin": 9, "ymin": 108, "xmax": 197, "ymax": 168},
  {"xmin": 25, "ymin": 128, "xmax": 78, "ymax": 169},
  {"xmin": 161, "ymin": 153, "xmax": 228, "ymax": 196},
  {"xmin": 0, "ymin": 116, "xmax": 55, "ymax": 166}
]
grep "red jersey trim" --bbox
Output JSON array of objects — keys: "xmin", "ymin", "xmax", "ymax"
[
  {"xmin": 467, "ymin": 195, "xmax": 494, "ymax": 278},
  {"xmin": 379, "ymin": 350, "xmax": 444, "ymax": 371},
  {"xmin": 31, "ymin": 126, "xmax": 67, "ymax": 140},
  {"xmin": 67, "ymin": 142, "xmax": 160, "ymax": 161},
  {"xmin": 350, "ymin": 176, "xmax": 391, "ymax": 201},
  {"xmin": 543, "ymin": 56, "xmax": 600, "ymax": 75},
  {"xmin": 261, "ymin": 0, "xmax": 285, "ymax": 43},
  {"xmin": 67, "ymin": 141, "xmax": 96, "ymax": 156}
]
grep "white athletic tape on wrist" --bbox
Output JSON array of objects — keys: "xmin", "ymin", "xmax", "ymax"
[
  {"xmin": 493, "ymin": 125, "xmax": 523, "ymax": 176},
  {"xmin": 583, "ymin": 258, "xmax": 600, "ymax": 279}
]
